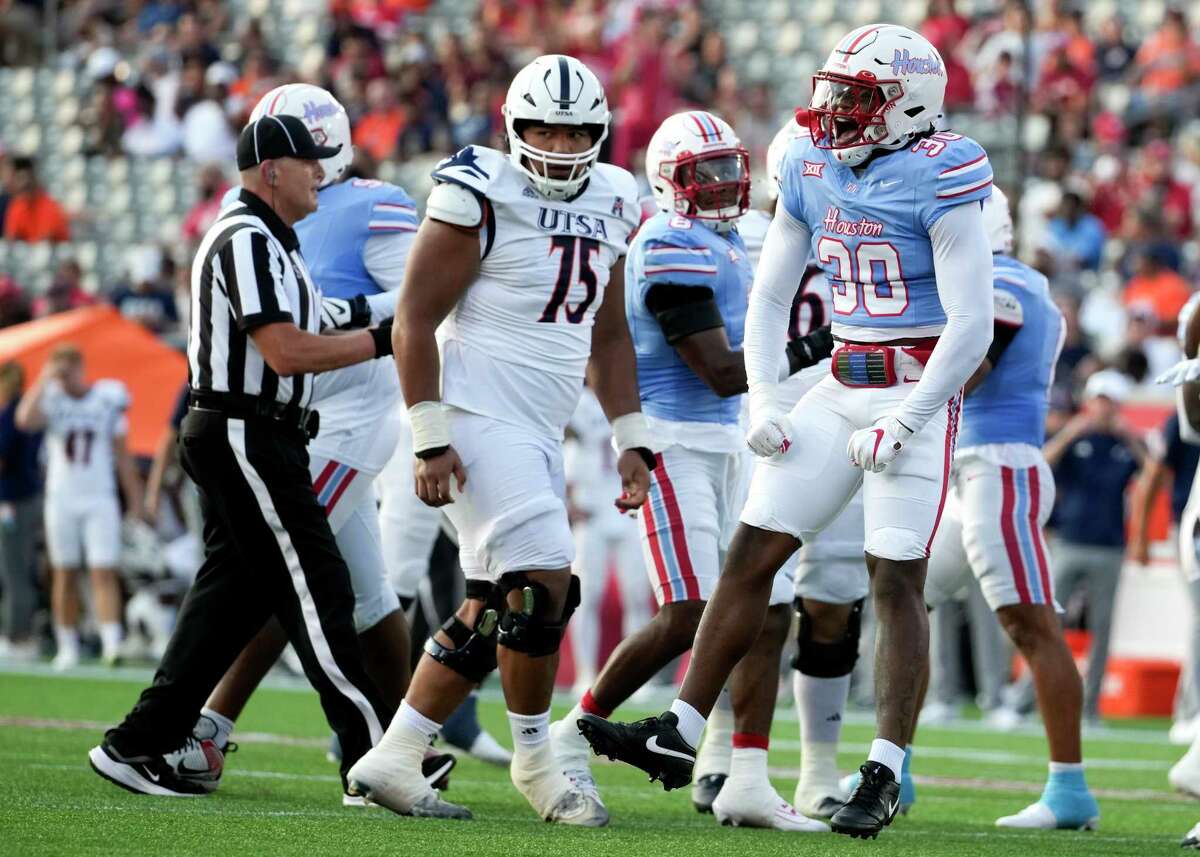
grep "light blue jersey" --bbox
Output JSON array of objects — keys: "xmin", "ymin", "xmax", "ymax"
[
  {"xmin": 626, "ymin": 212, "xmax": 751, "ymax": 425},
  {"xmin": 777, "ymin": 131, "xmax": 992, "ymax": 338},
  {"xmin": 296, "ymin": 179, "xmax": 417, "ymax": 297},
  {"xmin": 959, "ymin": 254, "xmax": 1065, "ymax": 449}
]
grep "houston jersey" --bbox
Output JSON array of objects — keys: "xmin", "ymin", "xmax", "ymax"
[
  {"xmin": 627, "ymin": 212, "xmax": 750, "ymax": 432},
  {"xmin": 777, "ymin": 131, "xmax": 992, "ymax": 340},
  {"xmin": 959, "ymin": 254, "xmax": 1065, "ymax": 449},
  {"xmin": 297, "ymin": 179, "xmax": 415, "ymax": 452},
  {"xmin": 431, "ymin": 146, "xmax": 641, "ymax": 437},
  {"xmin": 42, "ymin": 379, "xmax": 128, "ymax": 499}
]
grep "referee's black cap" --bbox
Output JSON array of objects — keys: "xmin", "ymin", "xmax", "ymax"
[{"xmin": 236, "ymin": 114, "xmax": 342, "ymax": 171}]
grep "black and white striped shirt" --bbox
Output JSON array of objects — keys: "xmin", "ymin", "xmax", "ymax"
[{"xmin": 187, "ymin": 189, "xmax": 320, "ymax": 409}]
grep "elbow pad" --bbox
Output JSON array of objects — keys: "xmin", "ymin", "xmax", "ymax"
[
  {"xmin": 426, "ymin": 182, "xmax": 483, "ymax": 229},
  {"xmin": 653, "ymin": 298, "xmax": 725, "ymax": 345}
]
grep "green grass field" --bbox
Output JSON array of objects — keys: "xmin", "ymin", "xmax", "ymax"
[{"xmin": 0, "ymin": 666, "xmax": 1192, "ymax": 856}]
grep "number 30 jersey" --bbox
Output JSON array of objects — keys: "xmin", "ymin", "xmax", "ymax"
[
  {"xmin": 430, "ymin": 145, "xmax": 641, "ymax": 438},
  {"xmin": 42, "ymin": 379, "xmax": 129, "ymax": 500},
  {"xmin": 777, "ymin": 131, "xmax": 992, "ymax": 341}
]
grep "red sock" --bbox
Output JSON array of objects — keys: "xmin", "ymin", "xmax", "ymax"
[
  {"xmin": 732, "ymin": 732, "xmax": 769, "ymax": 751},
  {"xmin": 580, "ymin": 690, "xmax": 612, "ymax": 719}
]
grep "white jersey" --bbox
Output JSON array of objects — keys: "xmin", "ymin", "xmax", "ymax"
[
  {"xmin": 738, "ymin": 208, "xmax": 832, "ymax": 409},
  {"xmin": 430, "ymin": 146, "xmax": 641, "ymax": 438},
  {"xmin": 564, "ymin": 388, "xmax": 626, "ymax": 535},
  {"xmin": 42, "ymin": 379, "xmax": 129, "ymax": 499}
]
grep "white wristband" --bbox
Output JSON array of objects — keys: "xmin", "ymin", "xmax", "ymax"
[
  {"xmin": 408, "ymin": 401, "xmax": 450, "ymax": 455},
  {"xmin": 611, "ymin": 412, "xmax": 653, "ymax": 453}
]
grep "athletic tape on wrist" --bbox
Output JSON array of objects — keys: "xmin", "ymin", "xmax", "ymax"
[
  {"xmin": 408, "ymin": 401, "xmax": 450, "ymax": 455},
  {"xmin": 611, "ymin": 412, "xmax": 653, "ymax": 453}
]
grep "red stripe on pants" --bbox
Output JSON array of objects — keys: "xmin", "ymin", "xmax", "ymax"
[
  {"xmin": 655, "ymin": 453, "xmax": 700, "ymax": 601},
  {"xmin": 312, "ymin": 460, "xmax": 339, "ymax": 494},
  {"xmin": 324, "ymin": 468, "xmax": 358, "ymax": 516},
  {"xmin": 642, "ymin": 474, "xmax": 673, "ymax": 599},
  {"xmin": 999, "ymin": 467, "xmax": 1032, "ymax": 603},
  {"xmin": 1026, "ymin": 466, "xmax": 1053, "ymax": 603},
  {"xmin": 924, "ymin": 395, "xmax": 958, "ymax": 556}
]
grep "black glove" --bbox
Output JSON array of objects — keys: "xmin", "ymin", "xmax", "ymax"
[
  {"xmin": 370, "ymin": 319, "xmax": 394, "ymax": 358},
  {"xmin": 320, "ymin": 294, "xmax": 372, "ymax": 330},
  {"xmin": 785, "ymin": 325, "xmax": 834, "ymax": 375}
]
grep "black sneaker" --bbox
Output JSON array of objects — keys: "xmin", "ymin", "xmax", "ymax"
[
  {"xmin": 422, "ymin": 752, "xmax": 456, "ymax": 791},
  {"xmin": 692, "ymin": 773, "xmax": 726, "ymax": 814},
  {"xmin": 89, "ymin": 742, "xmax": 209, "ymax": 797},
  {"xmin": 830, "ymin": 761, "xmax": 901, "ymax": 839},
  {"xmin": 577, "ymin": 712, "xmax": 695, "ymax": 791}
]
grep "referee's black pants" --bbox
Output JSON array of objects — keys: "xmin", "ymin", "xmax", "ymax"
[{"xmin": 107, "ymin": 409, "xmax": 391, "ymax": 784}]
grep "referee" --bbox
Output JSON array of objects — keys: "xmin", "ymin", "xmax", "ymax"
[{"xmin": 90, "ymin": 115, "xmax": 395, "ymax": 797}]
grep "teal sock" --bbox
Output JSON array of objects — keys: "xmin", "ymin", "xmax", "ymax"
[{"xmin": 1045, "ymin": 761, "xmax": 1087, "ymax": 794}]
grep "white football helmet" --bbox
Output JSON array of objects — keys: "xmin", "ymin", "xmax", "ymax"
[
  {"xmin": 251, "ymin": 83, "xmax": 352, "ymax": 187},
  {"xmin": 502, "ymin": 54, "xmax": 610, "ymax": 201},
  {"xmin": 765, "ymin": 114, "xmax": 810, "ymax": 202},
  {"xmin": 809, "ymin": 24, "xmax": 947, "ymax": 166},
  {"xmin": 645, "ymin": 111, "xmax": 749, "ymax": 229},
  {"xmin": 981, "ymin": 185, "xmax": 1013, "ymax": 254}
]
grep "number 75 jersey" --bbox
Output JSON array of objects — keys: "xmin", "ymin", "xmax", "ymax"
[
  {"xmin": 777, "ymin": 131, "xmax": 992, "ymax": 340},
  {"xmin": 430, "ymin": 145, "xmax": 641, "ymax": 437}
]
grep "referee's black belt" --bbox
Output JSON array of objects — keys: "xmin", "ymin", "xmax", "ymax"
[{"xmin": 189, "ymin": 391, "xmax": 320, "ymax": 439}]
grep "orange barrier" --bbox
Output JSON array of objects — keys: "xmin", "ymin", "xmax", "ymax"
[{"xmin": 0, "ymin": 306, "xmax": 187, "ymax": 457}]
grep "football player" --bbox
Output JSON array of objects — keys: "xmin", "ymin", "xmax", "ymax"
[
  {"xmin": 159, "ymin": 84, "xmax": 454, "ymax": 799},
  {"xmin": 16, "ymin": 344, "xmax": 143, "ymax": 669},
  {"xmin": 560, "ymin": 110, "xmax": 831, "ymax": 831},
  {"xmin": 731, "ymin": 117, "xmax": 877, "ymax": 820},
  {"xmin": 578, "ymin": 24, "xmax": 994, "ymax": 841},
  {"xmin": 346, "ymin": 55, "xmax": 651, "ymax": 825},
  {"xmin": 922, "ymin": 186, "xmax": 1098, "ymax": 830}
]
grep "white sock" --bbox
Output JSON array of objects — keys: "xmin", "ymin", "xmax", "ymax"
[
  {"xmin": 378, "ymin": 700, "xmax": 441, "ymax": 754},
  {"xmin": 53, "ymin": 625, "xmax": 79, "ymax": 656},
  {"xmin": 669, "ymin": 698, "xmax": 706, "ymax": 748},
  {"xmin": 868, "ymin": 738, "xmax": 905, "ymax": 783},
  {"xmin": 728, "ymin": 746, "xmax": 769, "ymax": 784},
  {"xmin": 695, "ymin": 688, "xmax": 733, "ymax": 777},
  {"xmin": 99, "ymin": 622, "xmax": 123, "ymax": 658},
  {"xmin": 199, "ymin": 706, "xmax": 235, "ymax": 748},
  {"xmin": 507, "ymin": 709, "xmax": 551, "ymax": 749},
  {"xmin": 794, "ymin": 671, "xmax": 850, "ymax": 745},
  {"xmin": 1048, "ymin": 761, "xmax": 1084, "ymax": 773},
  {"xmin": 800, "ymin": 740, "xmax": 840, "ymax": 791}
]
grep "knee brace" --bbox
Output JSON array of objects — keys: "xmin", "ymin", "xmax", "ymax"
[
  {"xmin": 790, "ymin": 597, "xmax": 863, "ymax": 678},
  {"xmin": 422, "ymin": 580, "xmax": 503, "ymax": 682},
  {"xmin": 496, "ymin": 573, "xmax": 581, "ymax": 657}
]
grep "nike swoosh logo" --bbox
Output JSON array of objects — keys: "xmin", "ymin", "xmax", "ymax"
[
  {"xmin": 881, "ymin": 179, "xmax": 902, "ymax": 188},
  {"xmin": 146, "ymin": 768, "xmax": 161, "ymax": 783},
  {"xmin": 645, "ymin": 736, "xmax": 694, "ymax": 762},
  {"xmin": 870, "ymin": 428, "xmax": 885, "ymax": 462},
  {"xmin": 888, "ymin": 797, "xmax": 899, "ymax": 817},
  {"xmin": 902, "ymin": 374, "xmax": 919, "ymax": 383}
]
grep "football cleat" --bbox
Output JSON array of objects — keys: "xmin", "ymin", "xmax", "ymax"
[
  {"xmin": 840, "ymin": 760, "xmax": 915, "ymax": 815},
  {"xmin": 995, "ymin": 796, "xmax": 1099, "ymax": 831},
  {"xmin": 712, "ymin": 780, "xmax": 830, "ymax": 832},
  {"xmin": 830, "ymin": 762, "xmax": 900, "ymax": 839},
  {"xmin": 578, "ymin": 711, "xmax": 695, "ymax": 791},
  {"xmin": 346, "ymin": 748, "xmax": 472, "ymax": 819},
  {"xmin": 465, "ymin": 730, "xmax": 513, "ymax": 767},
  {"xmin": 1171, "ymin": 741, "xmax": 1200, "ymax": 798},
  {"xmin": 162, "ymin": 736, "xmax": 225, "ymax": 792},
  {"xmin": 794, "ymin": 780, "xmax": 849, "ymax": 820},
  {"xmin": 544, "ymin": 786, "xmax": 609, "ymax": 827},
  {"xmin": 52, "ymin": 648, "xmax": 80, "ymax": 672},
  {"xmin": 89, "ymin": 742, "xmax": 209, "ymax": 797},
  {"xmin": 1182, "ymin": 820, "xmax": 1200, "ymax": 849},
  {"xmin": 692, "ymin": 773, "xmax": 726, "ymax": 814}
]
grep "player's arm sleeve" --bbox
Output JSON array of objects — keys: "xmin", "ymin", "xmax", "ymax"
[
  {"xmin": 360, "ymin": 230, "xmax": 418, "ymax": 325},
  {"xmin": 223, "ymin": 230, "xmax": 293, "ymax": 331},
  {"xmin": 745, "ymin": 205, "xmax": 812, "ymax": 398},
  {"xmin": 894, "ymin": 201, "xmax": 993, "ymax": 434}
]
